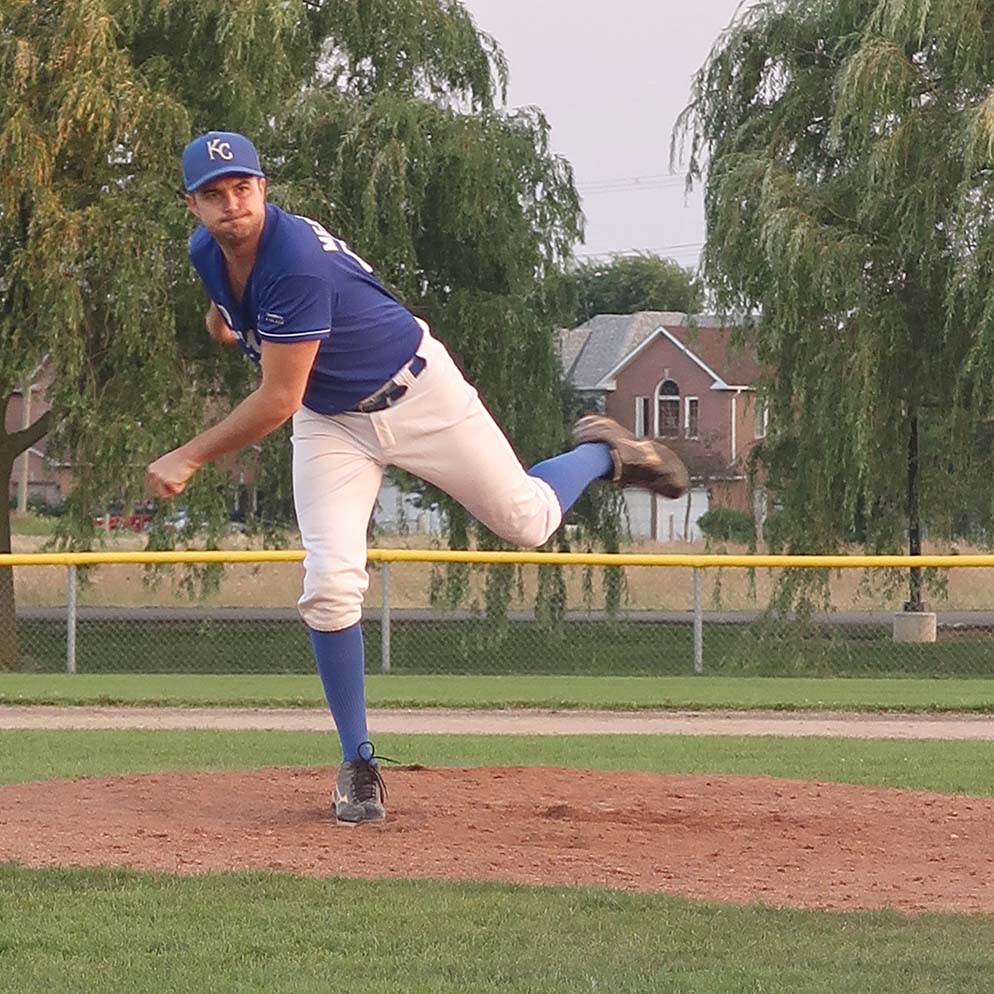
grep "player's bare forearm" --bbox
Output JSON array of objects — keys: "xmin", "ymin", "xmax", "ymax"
[
  {"xmin": 146, "ymin": 338, "xmax": 319, "ymax": 499},
  {"xmin": 184, "ymin": 388, "xmax": 295, "ymax": 465},
  {"xmin": 145, "ymin": 390, "xmax": 293, "ymax": 498}
]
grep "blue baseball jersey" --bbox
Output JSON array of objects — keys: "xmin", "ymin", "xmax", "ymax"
[{"xmin": 189, "ymin": 203, "xmax": 422, "ymax": 414}]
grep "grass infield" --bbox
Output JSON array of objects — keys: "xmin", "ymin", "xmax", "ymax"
[
  {"xmin": 3, "ymin": 672, "xmax": 994, "ymax": 712},
  {"xmin": 2, "ymin": 865, "xmax": 992, "ymax": 994},
  {"xmin": 4, "ymin": 729, "xmax": 994, "ymax": 794},
  {"xmin": 3, "ymin": 731, "xmax": 994, "ymax": 994}
]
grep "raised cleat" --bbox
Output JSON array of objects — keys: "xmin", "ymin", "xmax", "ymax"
[{"xmin": 573, "ymin": 414, "xmax": 690, "ymax": 499}]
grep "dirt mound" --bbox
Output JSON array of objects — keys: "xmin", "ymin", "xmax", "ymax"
[{"xmin": 2, "ymin": 766, "xmax": 992, "ymax": 913}]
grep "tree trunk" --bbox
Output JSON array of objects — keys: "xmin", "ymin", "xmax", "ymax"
[
  {"xmin": 905, "ymin": 413, "xmax": 924, "ymax": 612},
  {"xmin": 0, "ymin": 401, "xmax": 52, "ymax": 671}
]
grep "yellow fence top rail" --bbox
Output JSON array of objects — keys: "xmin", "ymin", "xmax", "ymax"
[{"xmin": 3, "ymin": 549, "xmax": 994, "ymax": 569}]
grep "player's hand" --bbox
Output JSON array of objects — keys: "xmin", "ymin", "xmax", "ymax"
[
  {"xmin": 206, "ymin": 302, "xmax": 238, "ymax": 346},
  {"xmin": 145, "ymin": 449, "xmax": 201, "ymax": 499}
]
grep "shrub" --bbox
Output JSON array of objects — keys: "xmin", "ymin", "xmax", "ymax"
[{"xmin": 698, "ymin": 507, "xmax": 756, "ymax": 545}]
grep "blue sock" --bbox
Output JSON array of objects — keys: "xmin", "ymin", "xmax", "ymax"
[
  {"xmin": 529, "ymin": 442, "xmax": 614, "ymax": 513},
  {"xmin": 308, "ymin": 622, "xmax": 372, "ymax": 762}
]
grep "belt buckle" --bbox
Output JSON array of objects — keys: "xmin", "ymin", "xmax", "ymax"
[
  {"xmin": 357, "ymin": 381, "xmax": 404, "ymax": 413},
  {"xmin": 381, "ymin": 384, "xmax": 408, "ymax": 409},
  {"xmin": 355, "ymin": 354, "xmax": 423, "ymax": 413}
]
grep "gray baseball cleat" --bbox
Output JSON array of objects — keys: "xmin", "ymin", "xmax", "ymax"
[
  {"xmin": 333, "ymin": 745, "xmax": 386, "ymax": 824},
  {"xmin": 573, "ymin": 414, "xmax": 690, "ymax": 499}
]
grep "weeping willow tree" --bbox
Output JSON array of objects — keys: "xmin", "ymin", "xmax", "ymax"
[
  {"xmin": 677, "ymin": 0, "xmax": 994, "ymax": 610},
  {"xmin": 0, "ymin": 0, "xmax": 584, "ymax": 669},
  {"xmin": 275, "ymin": 86, "xmax": 584, "ymax": 617}
]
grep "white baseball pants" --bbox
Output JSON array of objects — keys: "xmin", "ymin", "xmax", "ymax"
[{"xmin": 292, "ymin": 324, "xmax": 562, "ymax": 632}]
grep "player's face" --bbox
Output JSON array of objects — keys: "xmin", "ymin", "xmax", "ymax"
[{"xmin": 186, "ymin": 175, "xmax": 267, "ymax": 247}]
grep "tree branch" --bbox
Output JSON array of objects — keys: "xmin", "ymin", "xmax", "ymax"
[{"xmin": 8, "ymin": 410, "xmax": 52, "ymax": 457}]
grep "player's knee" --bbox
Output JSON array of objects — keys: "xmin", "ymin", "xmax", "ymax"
[
  {"xmin": 297, "ymin": 572, "xmax": 365, "ymax": 630},
  {"xmin": 491, "ymin": 486, "xmax": 562, "ymax": 548},
  {"xmin": 497, "ymin": 516, "xmax": 556, "ymax": 550}
]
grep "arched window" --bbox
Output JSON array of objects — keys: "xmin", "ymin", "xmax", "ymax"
[{"xmin": 657, "ymin": 379, "xmax": 680, "ymax": 437}]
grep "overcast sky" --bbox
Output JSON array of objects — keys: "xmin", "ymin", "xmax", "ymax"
[{"xmin": 460, "ymin": 0, "xmax": 754, "ymax": 267}]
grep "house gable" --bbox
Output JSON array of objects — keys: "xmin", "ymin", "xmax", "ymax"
[
  {"xmin": 558, "ymin": 311, "xmax": 760, "ymax": 394},
  {"xmin": 595, "ymin": 326, "xmax": 730, "ymax": 391}
]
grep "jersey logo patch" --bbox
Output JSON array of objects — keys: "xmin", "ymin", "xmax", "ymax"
[{"xmin": 263, "ymin": 311, "xmax": 285, "ymax": 326}]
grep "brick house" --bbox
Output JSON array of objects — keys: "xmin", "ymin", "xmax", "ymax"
[
  {"xmin": 6, "ymin": 366, "xmax": 73, "ymax": 509},
  {"xmin": 560, "ymin": 311, "xmax": 765, "ymax": 541}
]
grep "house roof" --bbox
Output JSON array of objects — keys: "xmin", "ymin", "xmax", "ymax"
[{"xmin": 559, "ymin": 311, "xmax": 760, "ymax": 391}]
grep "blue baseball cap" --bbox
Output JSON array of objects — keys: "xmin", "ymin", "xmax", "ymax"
[{"xmin": 182, "ymin": 131, "xmax": 265, "ymax": 193}]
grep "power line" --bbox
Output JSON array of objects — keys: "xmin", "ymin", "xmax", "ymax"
[
  {"xmin": 575, "ymin": 240, "xmax": 704, "ymax": 259},
  {"xmin": 579, "ymin": 173, "xmax": 688, "ymax": 196},
  {"xmin": 580, "ymin": 171, "xmax": 684, "ymax": 188}
]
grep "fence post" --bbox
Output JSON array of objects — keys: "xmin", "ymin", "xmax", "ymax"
[
  {"xmin": 692, "ymin": 566, "xmax": 703, "ymax": 675},
  {"xmin": 381, "ymin": 561, "xmax": 391, "ymax": 673},
  {"xmin": 66, "ymin": 565, "xmax": 77, "ymax": 674}
]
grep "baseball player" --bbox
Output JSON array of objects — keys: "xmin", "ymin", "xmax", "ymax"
[{"xmin": 146, "ymin": 131, "xmax": 689, "ymax": 825}]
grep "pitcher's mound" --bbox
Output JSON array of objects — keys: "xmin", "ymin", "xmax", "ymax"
[{"xmin": 2, "ymin": 766, "xmax": 992, "ymax": 913}]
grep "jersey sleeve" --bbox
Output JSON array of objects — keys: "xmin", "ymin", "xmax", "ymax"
[{"xmin": 255, "ymin": 274, "xmax": 333, "ymax": 342}]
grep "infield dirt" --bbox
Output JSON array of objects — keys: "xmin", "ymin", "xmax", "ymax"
[
  {"xmin": 5, "ymin": 705, "xmax": 993, "ymax": 913},
  {"xmin": 2, "ymin": 763, "xmax": 993, "ymax": 913}
]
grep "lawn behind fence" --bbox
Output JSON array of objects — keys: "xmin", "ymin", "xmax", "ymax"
[{"xmin": 14, "ymin": 615, "xmax": 994, "ymax": 678}]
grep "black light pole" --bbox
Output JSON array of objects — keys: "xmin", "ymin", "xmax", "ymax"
[{"xmin": 905, "ymin": 412, "xmax": 924, "ymax": 612}]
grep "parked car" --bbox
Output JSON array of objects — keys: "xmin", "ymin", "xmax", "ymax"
[
  {"xmin": 93, "ymin": 505, "xmax": 153, "ymax": 532},
  {"xmin": 162, "ymin": 510, "xmax": 245, "ymax": 534}
]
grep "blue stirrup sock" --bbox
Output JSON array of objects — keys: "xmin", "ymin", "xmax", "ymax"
[
  {"xmin": 308, "ymin": 622, "xmax": 373, "ymax": 763},
  {"xmin": 528, "ymin": 442, "xmax": 614, "ymax": 514}
]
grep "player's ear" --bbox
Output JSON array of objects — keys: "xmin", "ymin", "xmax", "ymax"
[
  {"xmin": 258, "ymin": 177, "xmax": 267, "ymax": 199},
  {"xmin": 184, "ymin": 192, "xmax": 201, "ymax": 218}
]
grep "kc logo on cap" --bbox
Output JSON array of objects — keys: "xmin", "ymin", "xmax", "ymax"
[
  {"xmin": 206, "ymin": 138, "xmax": 234, "ymax": 161},
  {"xmin": 182, "ymin": 131, "xmax": 265, "ymax": 192}
]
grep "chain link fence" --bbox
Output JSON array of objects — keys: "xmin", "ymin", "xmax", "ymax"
[{"xmin": 4, "ymin": 552, "xmax": 994, "ymax": 677}]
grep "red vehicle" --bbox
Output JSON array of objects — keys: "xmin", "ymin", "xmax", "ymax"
[{"xmin": 93, "ymin": 505, "xmax": 154, "ymax": 532}]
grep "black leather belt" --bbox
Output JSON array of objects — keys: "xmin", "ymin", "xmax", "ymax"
[{"xmin": 353, "ymin": 354, "xmax": 426, "ymax": 413}]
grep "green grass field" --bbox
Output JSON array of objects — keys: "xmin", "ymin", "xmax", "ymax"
[
  {"xmin": 5, "ymin": 729, "xmax": 994, "ymax": 793},
  {"xmin": 9, "ymin": 512, "xmax": 59, "ymax": 536},
  {"xmin": 3, "ymin": 865, "xmax": 991, "ymax": 994},
  {"xmin": 3, "ymin": 731, "xmax": 994, "ymax": 993},
  {"xmin": 4, "ymin": 671, "xmax": 994, "ymax": 711}
]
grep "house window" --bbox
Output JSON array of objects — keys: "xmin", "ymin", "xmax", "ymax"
[
  {"xmin": 634, "ymin": 397, "xmax": 651, "ymax": 438},
  {"xmin": 657, "ymin": 379, "xmax": 680, "ymax": 437},
  {"xmin": 685, "ymin": 397, "xmax": 699, "ymax": 439}
]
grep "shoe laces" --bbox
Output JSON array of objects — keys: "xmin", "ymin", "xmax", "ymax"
[{"xmin": 352, "ymin": 741, "xmax": 393, "ymax": 803}]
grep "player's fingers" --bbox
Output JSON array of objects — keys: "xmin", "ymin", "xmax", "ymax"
[{"xmin": 145, "ymin": 471, "xmax": 183, "ymax": 500}]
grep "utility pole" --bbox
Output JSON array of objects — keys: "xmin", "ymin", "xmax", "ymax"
[{"xmin": 16, "ymin": 381, "xmax": 32, "ymax": 514}]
